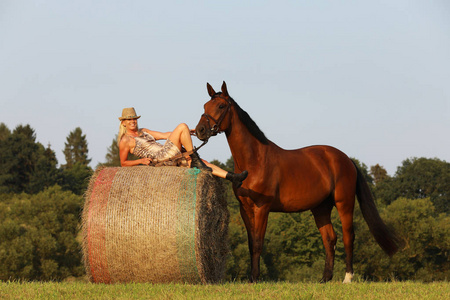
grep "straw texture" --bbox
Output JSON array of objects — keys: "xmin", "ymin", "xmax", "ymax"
[{"xmin": 81, "ymin": 166, "xmax": 228, "ymax": 284}]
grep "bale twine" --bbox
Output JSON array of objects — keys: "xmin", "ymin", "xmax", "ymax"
[{"xmin": 81, "ymin": 166, "xmax": 229, "ymax": 284}]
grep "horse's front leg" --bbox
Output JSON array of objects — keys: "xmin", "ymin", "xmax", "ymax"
[
  {"xmin": 239, "ymin": 203, "xmax": 270, "ymax": 282},
  {"xmin": 311, "ymin": 199, "xmax": 337, "ymax": 283}
]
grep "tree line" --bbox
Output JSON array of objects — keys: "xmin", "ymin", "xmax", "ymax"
[
  {"xmin": 0, "ymin": 123, "xmax": 449, "ymax": 282},
  {"xmin": 0, "ymin": 123, "xmax": 92, "ymax": 196}
]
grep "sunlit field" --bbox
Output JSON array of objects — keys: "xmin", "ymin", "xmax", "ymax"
[{"xmin": 1, "ymin": 281, "xmax": 449, "ymax": 300}]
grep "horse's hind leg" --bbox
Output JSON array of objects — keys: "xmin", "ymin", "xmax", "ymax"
[
  {"xmin": 311, "ymin": 199, "xmax": 337, "ymax": 283},
  {"xmin": 334, "ymin": 190, "xmax": 356, "ymax": 283}
]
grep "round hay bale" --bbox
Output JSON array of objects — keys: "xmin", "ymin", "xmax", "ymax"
[{"xmin": 81, "ymin": 166, "xmax": 229, "ymax": 284}]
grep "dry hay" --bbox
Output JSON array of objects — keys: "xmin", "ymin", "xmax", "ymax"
[{"xmin": 81, "ymin": 166, "xmax": 229, "ymax": 284}]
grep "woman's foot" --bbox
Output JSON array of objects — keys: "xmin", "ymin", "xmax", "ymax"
[
  {"xmin": 226, "ymin": 170, "xmax": 248, "ymax": 188},
  {"xmin": 189, "ymin": 152, "xmax": 212, "ymax": 171}
]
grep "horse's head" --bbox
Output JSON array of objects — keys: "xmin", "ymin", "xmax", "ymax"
[{"xmin": 195, "ymin": 81, "xmax": 233, "ymax": 141}]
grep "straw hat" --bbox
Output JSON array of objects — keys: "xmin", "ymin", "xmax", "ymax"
[{"xmin": 119, "ymin": 107, "xmax": 141, "ymax": 121}]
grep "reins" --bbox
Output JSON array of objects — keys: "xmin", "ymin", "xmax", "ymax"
[
  {"xmin": 150, "ymin": 138, "xmax": 208, "ymax": 166},
  {"xmin": 149, "ymin": 94, "xmax": 231, "ymax": 167}
]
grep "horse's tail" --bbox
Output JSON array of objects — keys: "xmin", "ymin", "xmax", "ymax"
[{"xmin": 353, "ymin": 162, "xmax": 403, "ymax": 256}]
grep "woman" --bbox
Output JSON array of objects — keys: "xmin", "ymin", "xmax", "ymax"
[{"xmin": 118, "ymin": 107, "xmax": 248, "ymax": 187}]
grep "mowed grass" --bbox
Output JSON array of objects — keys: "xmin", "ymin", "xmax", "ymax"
[{"xmin": 0, "ymin": 281, "xmax": 449, "ymax": 300}]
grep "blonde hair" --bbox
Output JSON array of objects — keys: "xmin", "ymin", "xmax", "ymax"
[{"xmin": 117, "ymin": 120, "xmax": 139, "ymax": 147}]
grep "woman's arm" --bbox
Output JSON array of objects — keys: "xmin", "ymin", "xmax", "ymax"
[
  {"xmin": 119, "ymin": 136, "xmax": 151, "ymax": 166},
  {"xmin": 142, "ymin": 128, "xmax": 171, "ymax": 140}
]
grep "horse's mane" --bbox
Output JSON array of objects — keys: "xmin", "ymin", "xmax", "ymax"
[{"xmin": 216, "ymin": 93, "xmax": 269, "ymax": 145}]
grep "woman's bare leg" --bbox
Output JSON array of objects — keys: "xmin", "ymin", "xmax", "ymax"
[
  {"xmin": 186, "ymin": 155, "xmax": 226, "ymax": 178},
  {"xmin": 206, "ymin": 161, "xmax": 228, "ymax": 178},
  {"xmin": 167, "ymin": 123, "xmax": 193, "ymax": 151},
  {"xmin": 169, "ymin": 123, "xmax": 247, "ymax": 185}
]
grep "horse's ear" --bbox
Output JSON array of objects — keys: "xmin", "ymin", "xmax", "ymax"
[
  {"xmin": 221, "ymin": 81, "xmax": 229, "ymax": 97},
  {"xmin": 207, "ymin": 83, "xmax": 216, "ymax": 97}
]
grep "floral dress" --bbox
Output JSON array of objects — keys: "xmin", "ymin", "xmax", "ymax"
[{"xmin": 131, "ymin": 131, "xmax": 187, "ymax": 166}]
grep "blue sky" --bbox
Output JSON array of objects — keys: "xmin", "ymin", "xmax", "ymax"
[{"xmin": 1, "ymin": 1, "xmax": 449, "ymax": 175}]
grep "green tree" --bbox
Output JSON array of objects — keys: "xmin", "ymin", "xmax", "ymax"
[
  {"xmin": 4, "ymin": 125, "xmax": 39, "ymax": 193},
  {"xmin": 226, "ymin": 209, "xmax": 253, "ymax": 281},
  {"xmin": 0, "ymin": 124, "xmax": 58, "ymax": 194},
  {"xmin": 59, "ymin": 163, "xmax": 92, "ymax": 195},
  {"xmin": 0, "ymin": 186, "xmax": 84, "ymax": 281},
  {"xmin": 374, "ymin": 157, "xmax": 450, "ymax": 212},
  {"xmin": 210, "ymin": 159, "xmax": 227, "ymax": 171},
  {"xmin": 62, "ymin": 127, "xmax": 91, "ymax": 168},
  {"xmin": 353, "ymin": 197, "xmax": 449, "ymax": 281},
  {"xmin": 370, "ymin": 164, "xmax": 389, "ymax": 185},
  {"xmin": 28, "ymin": 144, "xmax": 59, "ymax": 194},
  {"xmin": 210, "ymin": 157, "xmax": 234, "ymax": 173},
  {"xmin": 263, "ymin": 212, "xmax": 326, "ymax": 281},
  {"xmin": 60, "ymin": 128, "xmax": 93, "ymax": 195},
  {"xmin": 0, "ymin": 123, "xmax": 11, "ymax": 141},
  {"xmin": 102, "ymin": 135, "xmax": 121, "ymax": 167},
  {"xmin": 225, "ymin": 157, "xmax": 235, "ymax": 172}
]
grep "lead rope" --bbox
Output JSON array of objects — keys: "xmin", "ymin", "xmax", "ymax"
[{"xmin": 151, "ymin": 139, "xmax": 208, "ymax": 166}]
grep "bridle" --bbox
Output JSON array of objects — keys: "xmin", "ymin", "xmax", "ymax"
[{"xmin": 201, "ymin": 95, "xmax": 232, "ymax": 137}]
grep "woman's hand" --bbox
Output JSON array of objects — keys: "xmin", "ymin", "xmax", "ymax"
[{"xmin": 140, "ymin": 158, "xmax": 152, "ymax": 165}]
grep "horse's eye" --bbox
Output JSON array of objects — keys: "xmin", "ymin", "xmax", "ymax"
[{"xmin": 219, "ymin": 104, "xmax": 225, "ymax": 109}]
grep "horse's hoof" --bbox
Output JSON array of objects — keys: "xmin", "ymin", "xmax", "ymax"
[
  {"xmin": 342, "ymin": 272, "xmax": 354, "ymax": 283},
  {"xmin": 319, "ymin": 276, "xmax": 332, "ymax": 283},
  {"xmin": 248, "ymin": 276, "xmax": 259, "ymax": 284}
]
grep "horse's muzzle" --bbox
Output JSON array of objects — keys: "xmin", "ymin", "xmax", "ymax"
[{"xmin": 195, "ymin": 122, "xmax": 211, "ymax": 141}]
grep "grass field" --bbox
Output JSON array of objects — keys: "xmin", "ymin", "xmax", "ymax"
[{"xmin": 0, "ymin": 281, "xmax": 449, "ymax": 300}]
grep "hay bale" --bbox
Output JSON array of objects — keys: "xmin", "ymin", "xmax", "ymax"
[{"xmin": 81, "ymin": 166, "xmax": 229, "ymax": 284}]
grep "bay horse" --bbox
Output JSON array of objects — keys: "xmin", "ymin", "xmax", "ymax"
[{"xmin": 195, "ymin": 81, "xmax": 402, "ymax": 283}]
